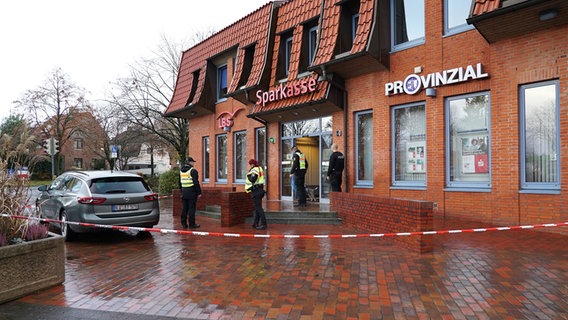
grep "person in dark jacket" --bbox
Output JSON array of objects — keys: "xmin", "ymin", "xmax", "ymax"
[
  {"xmin": 290, "ymin": 146, "xmax": 308, "ymax": 207},
  {"xmin": 245, "ymin": 159, "xmax": 267, "ymax": 230},
  {"xmin": 179, "ymin": 157, "xmax": 202, "ymax": 228},
  {"xmin": 326, "ymin": 143, "xmax": 345, "ymax": 192}
]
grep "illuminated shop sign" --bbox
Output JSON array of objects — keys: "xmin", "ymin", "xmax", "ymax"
[
  {"xmin": 256, "ymin": 76, "xmax": 317, "ymax": 107},
  {"xmin": 385, "ymin": 63, "xmax": 489, "ymax": 96},
  {"xmin": 217, "ymin": 107, "xmax": 244, "ymax": 129}
]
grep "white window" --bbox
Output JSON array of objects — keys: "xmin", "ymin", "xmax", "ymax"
[
  {"xmin": 520, "ymin": 81, "xmax": 560, "ymax": 192},
  {"xmin": 355, "ymin": 110, "xmax": 373, "ymax": 186},
  {"xmin": 255, "ymin": 127, "xmax": 266, "ymax": 167},
  {"xmin": 203, "ymin": 136, "xmax": 210, "ymax": 182},
  {"xmin": 308, "ymin": 25, "xmax": 318, "ymax": 66},
  {"xmin": 233, "ymin": 131, "xmax": 247, "ymax": 183},
  {"xmin": 285, "ymin": 36, "xmax": 293, "ymax": 76},
  {"xmin": 216, "ymin": 134, "xmax": 228, "ymax": 182},
  {"xmin": 392, "ymin": 103, "xmax": 426, "ymax": 187},
  {"xmin": 446, "ymin": 92, "xmax": 491, "ymax": 189},
  {"xmin": 391, "ymin": 0, "xmax": 425, "ymax": 51},
  {"xmin": 444, "ymin": 0, "xmax": 474, "ymax": 35}
]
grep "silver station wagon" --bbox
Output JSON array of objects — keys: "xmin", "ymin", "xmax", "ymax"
[{"xmin": 36, "ymin": 170, "xmax": 160, "ymax": 240}]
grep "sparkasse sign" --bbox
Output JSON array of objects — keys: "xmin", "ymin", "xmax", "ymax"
[
  {"xmin": 385, "ymin": 63, "xmax": 489, "ymax": 96},
  {"xmin": 256, "ymin": 76, "xmax": 317, "ymax": 107}
]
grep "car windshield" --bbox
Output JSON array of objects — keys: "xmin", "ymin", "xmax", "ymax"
[{"xmin": 89, "ymin": 177, "xmax": 150, "ymax": 194}]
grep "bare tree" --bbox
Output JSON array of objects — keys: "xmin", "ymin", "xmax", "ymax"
[
  {"xmin": 15, "ymin": 68, "xmax": 90, "ymax": 175},
  {"xmin": 108, "ymin": 32, "xmax": 214, "ymax": 165}
]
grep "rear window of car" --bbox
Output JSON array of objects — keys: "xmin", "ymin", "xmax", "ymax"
[{"xmin": 89, "ymin": 177, "xmax": 151, "ymax": 194}]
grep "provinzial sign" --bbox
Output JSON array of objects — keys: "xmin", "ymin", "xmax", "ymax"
[
  {"xmin": 256, "ymin": 76, "xmax": 317, "ymax": 107},
  {"xmin": 385, "ymin": 63, "xmax": 489, "ymax": 96}
]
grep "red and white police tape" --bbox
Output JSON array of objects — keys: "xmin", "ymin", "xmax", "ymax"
[{"xmin": 2, "ymin": 213, "xmax": 567, "ymax": 239}]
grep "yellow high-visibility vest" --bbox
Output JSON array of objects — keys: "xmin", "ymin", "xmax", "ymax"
[
  {"xmin": 180, "ymin": 168, "xmax": 194, "ymax": 188},
  {"xmin": 245, "ymin": 166, "xmax": 265, "ymax": 193}
]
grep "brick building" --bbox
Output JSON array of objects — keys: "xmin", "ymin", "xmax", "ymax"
[{"xmin": 165, "ymin": 0, "xmax": 568, "ymax": 233}]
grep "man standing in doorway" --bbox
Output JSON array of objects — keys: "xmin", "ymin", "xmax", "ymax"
[
  {"xmin": 179, "ymin": 157, "xmax": 202, "ymax": 228},
  {"xmin": 326, "ymin": 143, "xmax": 345, "ymax": 192},
  {"xmin": 290, "ymin": 145, "xmax": 308, "ymax": 207}
]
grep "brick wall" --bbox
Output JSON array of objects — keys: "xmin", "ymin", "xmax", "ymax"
[{"xmin": 331, "ymin": 192, "xmax": 434, "ymax": 253}]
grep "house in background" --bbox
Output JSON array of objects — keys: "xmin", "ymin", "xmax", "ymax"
[{"xmin": 122, "ymin": 141, "xmax": 171, "ymax": 176}]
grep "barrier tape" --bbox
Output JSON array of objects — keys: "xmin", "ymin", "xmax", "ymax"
[{"xmin": 2, "ymin": 213, "xmax": 567, "ymax": 239}]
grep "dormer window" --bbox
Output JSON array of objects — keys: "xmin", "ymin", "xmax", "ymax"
[
  {"xmin": 391, "ymin": 0, "xmax": 425, "ymax": 51},
  {"xmin": 352, "ymin": 13, "xmax": 359, "ymax": 41},
  {"xmin": 217, "ymin": 64, "xmax": 228, "ymax": 101},
  {"xmin": 336, "ymin": 0, "xmax": 360, "ymax": 55},
  {"xmin": 300, "ymin": 19, "xmax": 318, "ymax": 73},
  {"xmin": 277, "ymin": 31, "xmax": 294, "ymax": 79}
]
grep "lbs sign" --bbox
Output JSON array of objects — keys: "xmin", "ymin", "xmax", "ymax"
[{"xmin": 385, "ymin": 63, "xmax": 489, "ymax": 96}]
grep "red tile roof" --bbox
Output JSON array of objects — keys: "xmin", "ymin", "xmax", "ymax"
[
  {"xmin": 166, "ymin": 3, "xmax": 273, "ymax": 116},
  {"xmin": 471, "ymin": 0, "xmax": 501, "ymax": 16}
]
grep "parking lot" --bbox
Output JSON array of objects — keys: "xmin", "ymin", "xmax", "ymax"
[{"xmin": 1, "ymin": 198, "xmax": 567, "ymax": 319}]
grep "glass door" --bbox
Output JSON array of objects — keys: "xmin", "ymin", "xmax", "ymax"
[{"xmin": 281, "ymin": 139, "xmax": 295, "ymax": 200}]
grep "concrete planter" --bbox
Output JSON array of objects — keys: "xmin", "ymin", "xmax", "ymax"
[{"xmin": 0, "ymin": 232, "xmax": 65, "ymax": 304}]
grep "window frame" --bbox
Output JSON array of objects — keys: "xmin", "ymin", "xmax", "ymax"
[
  {"xmin": 308, "ymin": 25, "xmax": 318, "ymax": 66},
  {"xmin": 519, "ymin": 80, "xmax": 560, "ymax": 193},
  {"xmin": 443, "ymin": 0, "xmax": 475, "ymax": 36},
  {"xmin": 355, "ymin": 110, "xmax": 373, "ymax": 187},
  {"xmin": 445, "ymin": 91, "xmax": 491, "ymax": 191},
  {"xmin": 352, "ymin": 13, "xmax": 360, "ymax": 42},
  {"xmin": 233, "ymin": 130, "xmax": 247, "ymax": 184},
  {"xmin": 391, "ymin": 0, "xmax": 425, "ymax": 52},
  {"xmin": 216, "ymin": 64, "xmax": 228, "ymax": 102},
  {"xmin": 203, "ymin": 136, "xmax": 210, "ymax": 182},
  {"xmin": 391, "ymin": 102, "xmax": 427, "ymax": 189},
  {"xmin": 216, "ymin": 134, "xmax": 228, "ymax": 183},
  {"xmin": 255, "ymin": 127, "xmax": 266, "ymax": 167}
]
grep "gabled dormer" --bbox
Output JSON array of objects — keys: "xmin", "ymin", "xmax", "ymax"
[
  {"xmin": 165, "ymin": 2, "xmax": 277, "ymax": 119},
  {"xmin": 310, "ymin": 0, "xmax": 389, "ymax": 79}
]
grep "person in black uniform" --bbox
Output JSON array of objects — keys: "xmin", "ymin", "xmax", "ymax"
[
  {"xmin": 290, "ymin": 146, "xmax": 308, "ymax": 207},
  {"xmin": 179, "ymin": 157, "xmax": 202, "ymax": 228},
  {"xmin": 326, "ymin": 143, "xmax": 345, "ymax": 192}
]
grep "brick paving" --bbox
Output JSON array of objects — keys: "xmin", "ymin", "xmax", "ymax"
[{"xmin": 0, "ymin": 199, "xmax": 567, "ymax": 319}]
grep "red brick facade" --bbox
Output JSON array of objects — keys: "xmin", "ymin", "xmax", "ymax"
[{"xmin": 166, "ymin": 0, "xmax": 568, "ymax": 235}]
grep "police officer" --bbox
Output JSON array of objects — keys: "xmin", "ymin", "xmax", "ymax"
[
  {"xmin": 179, "ymin": 157, "xmax": 202, "ymax": 228},
  {"xmin": 326, "ymin": 143, "xmax": 345, "ymax": 192},
  {"xmin": 290, "ymin": 146, "xmax": 308, "ymax": 207},
  {"xmin": 246, "ymin": 159, "xmax": 267, "ymax": 229}
]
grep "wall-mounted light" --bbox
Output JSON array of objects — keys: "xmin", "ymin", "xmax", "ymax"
[
  {"xmin": 425, "ymin": 87, "xmax": 437, "ymax": 97},
  {"xmin": 336, "ymin": 130, "xmax": 342, "ymax": 136},
  {"xmin": 223, "ymin": 126, "xmax": 231, "ymax": 132},
  {"xmin": 311, "ymin": 108, "xmax": 318, "ymax": 113},
  {"xmin": 190, "ymin": 111, "xmax": 197, "ymax": 116},
  {"xmin": 539, "ymin": 8, "xmax": 558, "ymax": 21},
  {"xmin": 292, "ymin": 111, "xmax": 299, "ymax": 116}
]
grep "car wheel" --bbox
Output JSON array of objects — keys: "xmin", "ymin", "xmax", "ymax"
[{"xmin": 60, "ymin": 210, "xmax": 76, "ymax": 241}]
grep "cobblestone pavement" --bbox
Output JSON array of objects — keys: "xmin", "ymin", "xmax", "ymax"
[{"xmin": 0, "ymin": 199, "xmax": 567, "ymax": 319}]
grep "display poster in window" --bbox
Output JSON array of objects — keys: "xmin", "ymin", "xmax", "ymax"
[
  {"xmin": 407, "ymin": 142, "xmax": 426, "ymax": 173},
  {"xmin": 461, "ymin": 136, "xmax": 488, "ymax": 174}
]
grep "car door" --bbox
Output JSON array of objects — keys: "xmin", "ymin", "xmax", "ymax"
[{"xmin": 37, "ymin": 175, "xmax": 68, "ymax": 220}]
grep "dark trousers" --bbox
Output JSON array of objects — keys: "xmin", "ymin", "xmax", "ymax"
[
  {"xmin": 252, "ymin": 192, "xmax": 267, "ymax": 227},
  {"xmin": 294, "ymin": 174, "xmax": 307, "ymax": 205},
  {"xmin": 181, "ymin": 195, "xmax": 197, "ymax": 226},
  {"xmin": 330, "ymin": 173, "xmax": 342, "ymax": 192}
]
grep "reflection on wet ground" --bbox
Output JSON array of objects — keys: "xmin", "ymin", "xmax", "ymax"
[{"xmin": 3, "ymin": 199, "xmax": 567, "ymax": 319}]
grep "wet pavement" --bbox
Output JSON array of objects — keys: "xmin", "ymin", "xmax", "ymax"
[{"xmin": 0, "ymin": 199, "xmax": 567, "ymax": 319}]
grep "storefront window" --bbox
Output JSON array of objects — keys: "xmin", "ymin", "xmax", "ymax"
[
  {"xmin": 216, "ymin": 134, "xmax": 227, "ymax": 182},
  {"xmin": 392, "ymin": 103, "xmax": 426, "ymax": 187},
  {"xmin": 446, "ymin": 92, "xmax": 491, "ymax": 189},
  {"xmin": 203, "ymin": 136, "xmax": 210, "ymax": 182},
  {"xmin": 444, "ymin": 0, "xmax": 474, "ymax": 35},
  {"xmin": 520, "ymin": 81, "xmax": 560, "ymax": 192},
  {"xmin": 234, "ymin": 131, "xmax": 247, "ymax": 183},
  {"xmin": 391, "ymin": 0, "xmax": 424, "ymax": 50},
  {"xmin": 356, "ymin": 110, "xmax": 373, "ymax": 186}
]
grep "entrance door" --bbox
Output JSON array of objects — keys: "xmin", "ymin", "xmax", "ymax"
[{"xmin": 280, "ymin": 117, "xmax": 333, "ymax": 202}]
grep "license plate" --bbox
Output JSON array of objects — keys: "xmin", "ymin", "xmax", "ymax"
[{"xmin": 112, "ymin": 204, "xmax": 138, "ymax": 211}]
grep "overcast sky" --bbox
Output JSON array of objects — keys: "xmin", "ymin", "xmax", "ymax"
[{"xmin": 0, "ymin": 0, "xmax": 267, "ymax": 123}]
